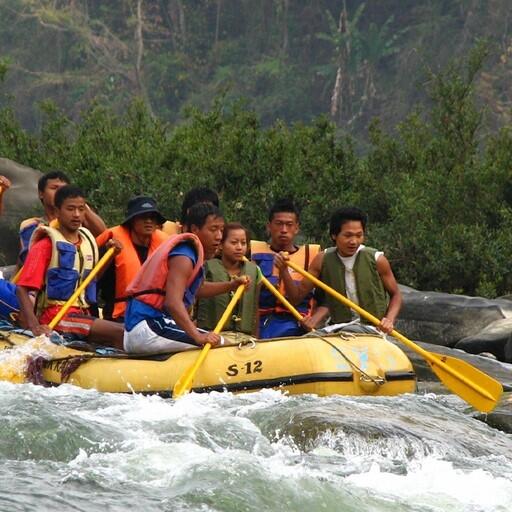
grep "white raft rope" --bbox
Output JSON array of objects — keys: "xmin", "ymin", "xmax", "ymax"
[{"xmin": 309, "ymin": 320, "xmax": 386, "ymax": 387}]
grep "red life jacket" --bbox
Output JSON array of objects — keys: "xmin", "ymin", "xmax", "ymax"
[{"xmin": 125, "ymin": 233, "xmax": 204, "ymax": 311}]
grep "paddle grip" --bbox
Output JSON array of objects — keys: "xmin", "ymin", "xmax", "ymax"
[
  {"xmin": 48, "ymin": 247, "xmax": 115, "ymax": 330},
  {"xmin": 285, "ymin": 259, "xmax": 499, "ymax": 404},
  {"xmin": 173, "ymin": 283, "xmax": 246, "ymax": 398}
]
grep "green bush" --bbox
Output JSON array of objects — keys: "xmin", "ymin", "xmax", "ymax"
[{"xmin": 1, "ymin": 45, "xmax": 511, "ymax": 297}]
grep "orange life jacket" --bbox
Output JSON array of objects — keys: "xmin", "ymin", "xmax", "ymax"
[
  {"xmin": 250, "ymin": 240, "xmax": 321, "ymax": 316},
  {"xmin": 125, "ymin": 233, "xmax": 204, "ymax": 311},
  {"xmin": 96, "ymin": 225, "xmax": 168, "ymax": 319}
]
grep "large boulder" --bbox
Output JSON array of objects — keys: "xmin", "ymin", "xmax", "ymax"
[
  {"xmin": 0, "ymin": 158, "xmax": 42, "ymax": 264},
  {"xmin": 454, "ymin": 318, "xmax": 512, "ymax": 362},
  {"xmin": 396, "ymin": 285, "xmax": 512, "ymax": 349}
]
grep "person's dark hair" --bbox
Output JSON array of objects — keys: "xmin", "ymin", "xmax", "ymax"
[
  {"xmin": 186, "ymin": 202, "xmax": 222, "ymax": 230},
  {"xmin": 180, "ymin": 187, "xmax": 219, "ymax": 224},
  {"xmin": 268, "ymin": 198, "xmax": 300, "ymax": 222},
  {"xmin": 222, "ymin": 222, "xmax": 251, "ymax": 247},
  {"xmin": 54, "ymin": 185, "xmax": 85, "ymax": 208},
  {"xmin": 329, "ymin": 207, "xmax": 368, "ymax": 237},
  {"xmin": 38, "ymin": 170, "xmax": 70, "ymax": 193}
]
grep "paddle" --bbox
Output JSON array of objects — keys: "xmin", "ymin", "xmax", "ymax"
[
  {"xmin": 243, "ymin": 256, "xmax": 301, "ymax": 318},
  {"xmin": 48, "ymin": 247, "xmax": 115, "ymax": 330},
  {"xmin": 285, "ymin": 259, "xmax": 503, "ymax": 413},
  {"xmin": 173, "ymin": 283, "xmax": 246, "ymax": 398},
  {"xmin": 11, "ymin": 267, "xmax": 22, "ymax": 284}
]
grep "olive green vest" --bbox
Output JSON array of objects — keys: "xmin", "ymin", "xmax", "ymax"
[
  {"xmin": 320, "ymin": 246, "xmax": 389, "ymax": 323},
  {"xmin": 196, "ymin": 258, "xmax": 259, "ymax": 334}
]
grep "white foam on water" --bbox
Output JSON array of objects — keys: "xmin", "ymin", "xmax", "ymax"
[
  {"xmin": 73, "ymin": 388, "xmax": 277, "ymax": 435},
  {"xmin": 346, "ymin": 456, "xmax": 512, "ymax": 511},
  {"xmin": 57, "ymin": 390, "xmax": 327, "ymax": 491},
  {"xmin": 3, "ymin": 381, "xmax": 512, "ymax": 511},
  {"xmin": 65, "ymin": 439, "xmax": 217, "ymax": 488}
]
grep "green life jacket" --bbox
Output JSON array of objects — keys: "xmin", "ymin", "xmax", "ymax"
[
  {"xmin": 320, "ymin": 246, "xmax": 389, "ymax": 324},
  {"xmin": 196, "ymin": 258, "xmax": 259, "ymax": 334}
]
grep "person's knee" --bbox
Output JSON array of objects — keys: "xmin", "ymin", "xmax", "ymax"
[{"xmin": 90, "ymin": 318, "xmax": 124, "ymax": 347}]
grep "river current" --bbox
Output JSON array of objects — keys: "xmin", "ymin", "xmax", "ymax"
[{"xmin": 1, "ymin": 380, "xmax": 511, "ymax": 512}]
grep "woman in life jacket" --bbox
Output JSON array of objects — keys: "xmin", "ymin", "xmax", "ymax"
[{"xmin": 196, "ymin": 222, "xmax": 260, "ymax": 336}]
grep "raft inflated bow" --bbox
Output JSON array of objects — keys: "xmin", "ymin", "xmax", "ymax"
[{"xmin": 284, "ymin": 259, "xmax": 503, "ymax": 413}]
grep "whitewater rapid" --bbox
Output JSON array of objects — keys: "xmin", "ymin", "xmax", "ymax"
[{"xmin": 1, "ymin": 382, "xmax": 511, "ymax": 511}]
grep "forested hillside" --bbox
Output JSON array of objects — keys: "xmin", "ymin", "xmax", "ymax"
[
  {"xmin": 1, "ymin": 1, "xmax": 512, "ymax": 136},
  {"xmin": 1, "ymin": 1, "xmax": 512, "ymax": 298}
]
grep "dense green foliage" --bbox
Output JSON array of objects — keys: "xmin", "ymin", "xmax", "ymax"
[{"xmin": 1, "ymin": 40, "xmax": 511, "ymax": 297}]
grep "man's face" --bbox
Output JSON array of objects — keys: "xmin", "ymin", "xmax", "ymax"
[
  {"xmin": 332, "ymin": 220, "xmax": 365, "ymax": 257},
  {"xmin": 39, "ymin": 179, "xmax": 68, "ymax": 208},
  {"xmin": 56, "ymin": 196, "xmax": 86, "ymax": 232},
  {"xmin": 267, "ymin": 212, "xmax": 299, "ymax": 251},
  {"xmin": 131, "ymin": 213, "xmax": 159, "ymax": 238},
  {"xmin": 192, "ymin": 215, "xmax": 224, "ymax": 258}
]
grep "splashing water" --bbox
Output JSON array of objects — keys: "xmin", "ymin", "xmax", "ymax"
[{"xmin": 0, "ymin": 381, "xmax": 511, "ymax": 512}]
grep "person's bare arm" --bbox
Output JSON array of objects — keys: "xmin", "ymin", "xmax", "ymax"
[
  {"xmin": 165, "ymin": 256, "xmax": 221, "ymax": 346},
  {"xmin": 196, "ymin": 275, "xmax": 250, "ymax": 298},
  {"xmin": 83, "ymin": 204, "xmax": 107, "ymax": 236},
  {"xmin": 301, "ymin": 305, "xmax": 330, "ymax": 331},
  {"xmin": 376, "ymin": 255, "xmax": 402, "ymax": 334},
  {"xmin": 274, "ymin": 251, "xmax": 323, "ymax": 304},
  {"xmin": 0, "ymin": 175, "xmax": 11, "ymax": 216},
  {"xmin": 16, "ymin": 285, "xmax": 51, "ymax": 336}
]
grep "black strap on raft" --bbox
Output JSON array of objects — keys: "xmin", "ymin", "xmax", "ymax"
[{"xmin": 0, "ymin": 331, "xmax": 15, "ymax": 347}]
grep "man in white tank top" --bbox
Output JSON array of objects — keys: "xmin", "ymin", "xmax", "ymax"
[
  {"xmin": 337, "ymin": 244, "xmax": 384, "ymax": 320},
  {"xmin": 275, "ymin": 207, "xmax": 401, "ymax": 333}
]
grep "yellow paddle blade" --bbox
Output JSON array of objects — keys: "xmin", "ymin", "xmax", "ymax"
[
  {"xmin": 284, "ymin": 259, "xmax": 503, "ymax": 412},
  {"xmin": 172, "ymin": 343, "xmax": 212, "ymax": 398},
  {"xmin": 173, "ymin": 284, "xmax": 246, "ymax": 398},
  {"xmin": 429, "ymin": 353, "xmax": 503, "ymax": 413}
]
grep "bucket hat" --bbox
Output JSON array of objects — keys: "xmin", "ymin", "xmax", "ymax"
[{"xmin": 122, "ymin": 196, "xmax": 166, "ymax": 226}]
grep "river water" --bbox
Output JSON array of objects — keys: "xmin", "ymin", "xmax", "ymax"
[{"xmin": 1, "ymin": 380, "xmax": 511, "ymax": 512}]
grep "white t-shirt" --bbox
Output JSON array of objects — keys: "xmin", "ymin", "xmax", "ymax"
[{"xmin": 336, "ymin": 244, "xmax": 383, "ymax": 319}]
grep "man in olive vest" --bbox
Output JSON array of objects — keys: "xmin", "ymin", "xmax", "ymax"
[
  {"xmin": 251, "ymin": 199, "xmax": 320, "ymax": 338},
  {"xmin": 276, "ymin": 206, "xmax": 401, "ymax": 334}
]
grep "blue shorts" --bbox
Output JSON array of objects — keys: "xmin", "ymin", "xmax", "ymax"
[
  {"xmin": 259, "ymin": 313, "xmax": 306, "ymax": 339},
  {"xmin": 0, "ymin": 279, "xmax": 20, "ymax": 321},
  {"xmin": 124, "ymin": 315, "xmax": 206, "ymax": 354}
]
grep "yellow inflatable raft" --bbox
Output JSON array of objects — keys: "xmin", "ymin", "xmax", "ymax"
[{"xmin": 0, "ymin": 328, "xmax": 416, "ymax": 397}]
